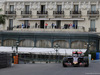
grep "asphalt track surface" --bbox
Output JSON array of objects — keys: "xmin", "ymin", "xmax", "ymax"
[{"xmin": 0, "ymin": 60, "xmax": 100, "ymax": 75}]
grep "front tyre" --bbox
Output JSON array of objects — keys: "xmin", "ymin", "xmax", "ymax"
[{"xmin": 84, "ymin": 57, "xmax": 89, "ymax": 67}]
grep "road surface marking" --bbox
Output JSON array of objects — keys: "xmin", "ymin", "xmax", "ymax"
[{"xmin": 85, "ymin": 73, "xmax": 100, "ymax": 75}]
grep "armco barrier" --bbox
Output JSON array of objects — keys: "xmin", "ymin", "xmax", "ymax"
[{"xmin": 0, "ymin": 52, "xmax": 12, "ymax": 68}]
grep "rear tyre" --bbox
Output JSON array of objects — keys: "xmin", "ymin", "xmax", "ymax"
[
  {"xmin": 63, "ymin": 62, "xmax": 67, "ymax": 67},
  {"xmin": 84, "ymin": 61, "xmax": 89, "ymax": 67}
]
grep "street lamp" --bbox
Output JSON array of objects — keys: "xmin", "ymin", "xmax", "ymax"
[
  {"xmin": 12, "ymin": 41, "xmax": 19, "ymax": 64},
  {"xmin": 16, "ymin": 41, "xmax": 19, "ymax": 64},
  {"xmin": 84, "ymin": 43, "xmax": 91, "ymax": 54},
  {"xmin": 16, "ymin": 41, "xmax": 19, "ymax": 55},
  {"xmin": 54, "ymin": 43, "xmax": 59, "ymax": 63},
  {"xmin": 12, "ymin": 45, "xmax": 16, "ymax": 63}
]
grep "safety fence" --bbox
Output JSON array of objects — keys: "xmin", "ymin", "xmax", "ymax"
[{"xmin": 16, "ymin": 53, "xmax": 65, "ymax": 64}]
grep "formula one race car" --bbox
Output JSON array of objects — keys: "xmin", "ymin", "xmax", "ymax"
[{"xmin": 62, "ymin": 51, "xmax": 89, "ymax": 67}]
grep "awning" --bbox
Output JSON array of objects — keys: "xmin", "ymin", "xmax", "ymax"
[
  {"xmin": 50, "ymin": 18, "xmax": 85, "ymax": 21},
  {"xmin": 17, "ymin": 18, "xmax": 50, "ymax": 21}
]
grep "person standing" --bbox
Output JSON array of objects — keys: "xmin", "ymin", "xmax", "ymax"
[
  {"xmin": 73, "ymin": 24, "xmax": 75, "ymax": 29},
  {"xmin": 35, "ymin": 23, "xmax": 37, "ymax": 28},
  {"xmin": 70, "ymin": 23, "xmax": 72, "ymax": 29},
  {"xmin": 28, "ymin": 23, "xmax": 30, "ymax": 28},
  {"xmin": 45, "ymin": 23, "xmax": 48, "ymax": 29},
  {"xmin": 51, "ymin": 23, "xmax": 54, "ymax": 29},
  {"xmin": 38, "ymin": 23, "xmax": 40, "ymax": 28},
  {"xmin": 55, "ymin": 23, "xmax": 57, "ymax": 29},
  {"xmin": 22, "ymin": 23, "xmax": 24, "ymax": 29},
  {"xmin": 76, "ymin": 24, "xmax": 78, "ymax": 29}
]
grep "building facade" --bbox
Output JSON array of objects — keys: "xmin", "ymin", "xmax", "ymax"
[{"xmin": 0, "ymin": 0, "xmax": 100, "ymax": 52}]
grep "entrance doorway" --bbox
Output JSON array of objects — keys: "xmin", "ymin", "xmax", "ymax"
[
  {"xmin": 56, "ymin": 20, "xmax": 61, "ymax": 29},
  {"xmin": 40, "ymin": 20, "xmax": 44, "ymax": 28}
]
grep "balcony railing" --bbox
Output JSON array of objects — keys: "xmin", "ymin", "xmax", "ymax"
[
  {"xmin": 7, "ymin": 27, "xmax": 13, "ymax": 30},
  {"xmin": 53, "ymin": 11, "xmax": 64, "ymax": 14},
  {"xmin": 21, "ymin": 11, "xmax": 32, "ymax": 14},
  {"xmin": 87, "ymin": 11, "xmax": 99, "ymax": 14},
  {"xmin": 87, "ymin": 11, "xmax": 99, "ymax": 19},
  {"xmin": 12, "ymin": 25, "xmax": 85, "ymax": 32},
  {"xmin": 70, "ymin": 11, "xmax": 81, "ymax": 18},
  {"xmin": 5, "ymin": 11, "xmax": 16, "ymax": 14},
  {"xmin": 70, "ymin": 11, "xmax": 81, "ymax": 14},
  {"xmin": 89, "ymin": 28, "xmax": 96, "ymax": 32},
  {"xmin": 37, "ymin": 11, "xmax": 48, "ymax": 14}
]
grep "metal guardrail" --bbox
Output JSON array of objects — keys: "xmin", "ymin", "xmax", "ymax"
[
  {"xmin": 13, "ymin": 25, "xmax": 85, "ymax": 31},
  {"xmin": 87, "ymin": 11, "xmax": 99, "ymax": 14},
  {"xmin": 21, "ymin": 11, "xmax": 32, "ymax": 14},
  {"xmin": 53, "ymin": 11, "xmax": 64, "ymax": 14},
  {"xmin": 18, "ymin": 53, "xmax": 64, "ymax": 64},
  {"xmin": 89, "ymin": 28, "xmax": 96, "ymax": 32},
  {"xmin": 37, "ymin": 11, "xmax": 48, "ymax": 14},
  {"xmin": 70, "ymin": 11, "xmax": 81, "ymax": 14},
  {"xmin": 0, "ymin": 53, "xmax": 12, "ymax": 68}
]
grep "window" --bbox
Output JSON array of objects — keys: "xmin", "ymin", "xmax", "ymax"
[
  {"xmin": 25, "ymin": 5, "xmax": 30, "ymax": 12},
  {"xmin": 57, "ymin": 5, "xmax": 62, "ymax": 11},
  {"xmin": 91, "ymin": 5, "xmax": 96, "ymax": 11},
  {"xmin": 41, "ymin": 5, "xmax": 45, "ymax": 12},
  {"xmin": 74, "ymin": 5, "xmax": 78, "ymax": 11},
  {"xmin": 90, "ymin": 20, "xmax": 95, "ymax": 28},
  {"xmin": 10, "ymin": 5, "xmax": 14, "ymax": 11},
  {"xmin": 9, "ymin": 19, "xmax": 13, "ymax": 30}
]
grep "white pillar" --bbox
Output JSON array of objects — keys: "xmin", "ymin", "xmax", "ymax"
[
  {"xmin": 6, "ymin": 2, "xmax": 9, "ymax": 10},
  {"xmin": 22, "ymin": 2, "xmax": 24, "ymax": 11},
  {"xmin": 62, "ymin": 2, "xmax": 64, "ymax": 11},
  {"xmin": 79, "ymin": 2, "xmax": 81, "ymax": 10},
  {"xmin": 53, "ymin": 2, "xmax": 56, "ymax": 11},
  {"xmin": 46, "ymin": 2, "xmax": 48, "ymax": 10},
  {"xmin": 70, "ymin": 2, "xmax": 73, "ymax": 11},
  {"xmin": 38, "ymin": 2, "xmax": 40, "ymax": 11},
  {"xmin": 14, "ymin": 3, "xmax": 16, "ymax": 10},
  {"xmin": 88, "ymin": 54, "xmax": 91, "ymax": 64},
  {"xmin": 30, "ymin": 2, "xmax": 32, "ymax": 11},
  {"xmin": 88, "ymin": 1, "xmax": 90, "ymax": 11},
  {"xmin": 96, "ymin": 1, "xmax": 99, "ymax": 11}
]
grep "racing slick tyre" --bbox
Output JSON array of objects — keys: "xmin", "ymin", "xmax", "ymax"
[
  {"xmin": 84, "ymin": 61, "xmax": 89, "ymax": 67},
  {"xmin": 84, "ymin": 57, "xmax": 89, "ymax": 67},
  {"xmin": 63, "ymin": 62, "xmax": 67, "ymax": 67}
]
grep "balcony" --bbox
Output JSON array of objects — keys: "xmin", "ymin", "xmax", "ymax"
[
  {"xmin": 37, "ymin": 11, "xmax": 48, "ymax": 18},
  {"xmin": 5, "ymin": 11, "xmax": 16, "ymax": 16},
  {"xmin": 12, "ymin": 25, "xmax": 85, "ymax": 32},
  {"xmin": 89, "ymin": 28, "xmax": 96, "ymax": 32},
  {"xmin": 70, "ymin": 11, "xmax": 81, "ymax": 18},
  {"xmin": 21, "ymin": 11, "xmax": 32, "ymax": 17},
  {"xmin": 53, "ymin": 11, "xmax": 64, "ymax": 18},
  {"xmin": 87, "ymin": 11, "xmax": 99, "ymax": 19}
]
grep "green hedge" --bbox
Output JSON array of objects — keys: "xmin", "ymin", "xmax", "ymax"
[
  {"xmin": 84, "ymin": 51, "xmax": 96, "ymax": 60},
  {"xmin": 90, "ymin": 52, "xmax": 96, "ymax": 60}
]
